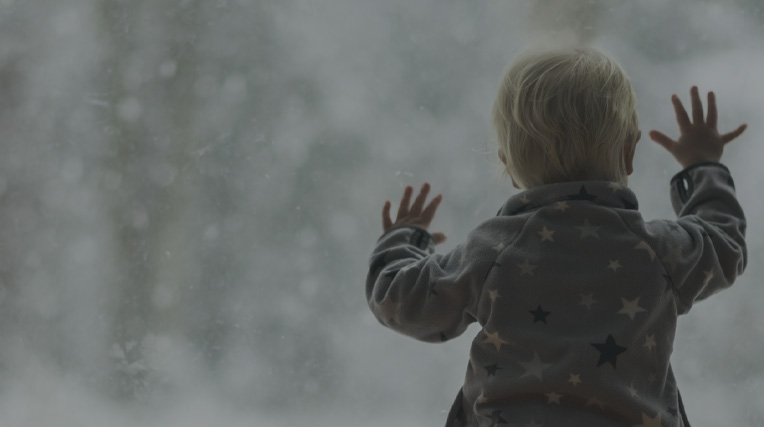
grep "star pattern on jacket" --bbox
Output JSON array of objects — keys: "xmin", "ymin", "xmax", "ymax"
[
  {"xmin": 579, "ymin": 293, "xmax": 596, "ymax": 310},
  {"xmin": 644, "ymin": 334, "xmax": 656, "ymax": 352},
  {"xmin": 529, "ymin": 305, "xmax": 551, "ymax": 324},
  {"xmin": 627, "ymin": 383, "xmax": 638, "ymax": 397},
  {"xmin": 591, "ymin": 334, "xmax": 628, "ymax": 368},
  {"xmin": 576, "ymin": 218, "xmax": 601, "ymax": 239},
  {"xmin": 483, "ymin": 330, "xmax": 510, "ymax": 352},
  {"xmin": 518, "ymin": 352, "xmax": 553, "ymax": 380},
  {"xmin": 484, "ymin": 363, "xmax": 502, "ymax": 377},
  {"xmin": 619, "ymin": 296, "xmax": 647, "ymax": 319},
  {"xmin": 538, "ymin": 226, "xmax": 555, "ymax": 242},
  {"xmin": 545, "ymin": 392, "xmax": 562, "ymax": 404},
  {"xmin": 618, "ymin": 297, "xmax": 647, "ymax": 320},
  {"xmin": 368, "ymin": 171, "xmax": 745, "ymax": 426},
  {"xmin": 571, "ymin": 186, "xmax": 597, "ymax": 201},
  {"xmin": 586, "ymin": 395, "xmax": 605, "ymax": 409},
  {"xmin": 517, "ymin": 259, "xmax": 538, "ymax": 276}
]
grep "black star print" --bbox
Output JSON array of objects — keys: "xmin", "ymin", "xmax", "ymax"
[
  {"xmin": 570, "ymin": 186, "xmax": 597, "ymax": 201},
  {"xmin": 484, "ymin": 363, "xmax": 502, "ymax": 377},
  {"xmin": 489, "ymin": 410, "xmax": 507, "ymax": 426},
  {"xmin": 529, "ymin": 305, "xmax": 551, "ymax": 324},
  {"xmin": 591, "ymin": 334, "xmax": 628, "ymax": 369}
]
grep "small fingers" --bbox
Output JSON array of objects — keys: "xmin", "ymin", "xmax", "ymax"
[
  {"xmin": 706, "ymin": 91, "xmax": 717, "ymax": 129},
  {"xmin": 649, "ymin": 130, "xmax": 676, "ymax": 152},
  {"xmin": 420, "ymin": 193, "xmax": 443, "ymax": 224},
  {"xmin": 382, "ymin": 201, "xmax": 393, "ymax": 230},
  {"xmin": 396, "ymin": 186, "xmax": 413, "ymax": 221},
  {"xmin": 721, "ymin": 124, "xmax": 747, "ymax": 144},
  {"xmin": 409, "ymin": 183, "xmax": 431, "ymax": 215},
  {"xmin": 671, "ymin": 94, "xmax": 692, "ymax": 133},
  {"xmin": 690, "ymin": 86, "xmax": 704, "ymax": 125}
]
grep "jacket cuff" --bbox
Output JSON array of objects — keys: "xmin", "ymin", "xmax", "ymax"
[
  {"xmin": 377, "ymin": 225, "xmax": 435, "ymax": 251},
  {"xmin": 670, "ymin": 162, "xmax": 733, "ymax": 205}
]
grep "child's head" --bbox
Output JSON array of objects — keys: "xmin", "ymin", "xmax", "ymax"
[{"xmin": 493, "ymin": 47, "xmax": 640, "ymax": 190}]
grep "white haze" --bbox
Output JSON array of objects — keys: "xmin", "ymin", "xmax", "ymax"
[{"xmin": 0, "ymin": 0, "xmax": 762, "ymax": 426}]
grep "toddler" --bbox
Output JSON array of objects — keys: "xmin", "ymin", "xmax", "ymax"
[{"xmin": 365, "ymin": 47, "xmax": 747, "ymax": 426}]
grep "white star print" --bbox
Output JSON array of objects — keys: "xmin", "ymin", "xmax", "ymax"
[
  {"xmin": 634, "ymin": 241, "xmax": 656, "ymax": 261},
  {"xmin": 608, "ymin": 182, "xmax": 622, "ymax": 193},
  {"xmin": 488, "ymin": 288, "xmax": 501, "ymax": 302},
  {"xmin": 618, "ymin": 297, "xmax": 647, "ymax": 320},
  {"xmin": 538, "ymin": 226, "xmax": 555, "ymax": 242},
  {"xmin": 607, "ymin": 259, "xmax": 622, "ymax": 272},
  {"xmin": 576, "ymin": 218, "xmax": 601, "ymax": 239},
  {"xmin": 476, "ymin": 392, "xmax": 489, "ymax": 404},
  {"xmin": 627, "ymin": 383, "xmax": 638, "ymax": 397},
  {"xmin": 555, "ymin": 201, "xmax": 570, "ymax": 212},
  {"xmin": 483, "ymin": 330, "xmax": 510, "ymax": 352},
  {"xmin": 568, "ymin": 373, "xmax": 582, "ymax": 386},
  {"xmin": 518, "ymin": 352, "xmax": 552, "ymax": 380},
  {"xmin": 545, "ymin": 392, "xmax": 562, "ymax": 404},
  {"xmin": 493, "ymin": 242, "xmax": 505, "ymax": 252},
  {"xmin": 634, "ymin": 412, "xmax": 662, "ymax": 427},
  {"xmin": 579, "ymin": 293, "xmax": 596, "ymax": 310},
  {"xmin": 517, "ymin": 259, "xmax": 538, "ymax": 276},
  {"xmin": 586, "ymin": 395, "xmax": 604, "ymax": 409},
  {"xmin": 703, "ymin": 269, "xmax": 714, "ymax": 286},
  {"xmin": 644, "ymin": 334, "xmax": 656, "ymax": 352},
  {"xmin": 520, "ymin": 193, "xmax": 531, "ymax": 204}
]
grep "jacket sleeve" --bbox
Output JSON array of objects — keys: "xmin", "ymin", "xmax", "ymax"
[
  {"xmin": 366, "ymin": 225, "xmax": 495, "ymax": 342},
  {"xmin": 649, "ymin": 162, "xmax": 747, "ymax": 314}
]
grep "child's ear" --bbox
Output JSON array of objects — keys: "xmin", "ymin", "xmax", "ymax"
[
  {"xmin": 499, "ymin": 151, "xmax": 520, "ymax": 189},
  {"xmin": 624, "ymin": 131, "xmax": 641, "ymax": 176}
]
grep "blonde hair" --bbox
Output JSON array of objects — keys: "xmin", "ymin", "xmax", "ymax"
[{"xmin": 493, "ymin": 47, "xmax": 639, "ymax": 189}]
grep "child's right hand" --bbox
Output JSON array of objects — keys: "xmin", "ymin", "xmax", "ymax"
[{"xmin": 649, "ymin": 86, "xmax": 747, "ymax": 169}]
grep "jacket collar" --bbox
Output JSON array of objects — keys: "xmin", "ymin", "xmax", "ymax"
[{"xmin": 497, "ymin": 181, "xmax": 639, "ymax": 216}]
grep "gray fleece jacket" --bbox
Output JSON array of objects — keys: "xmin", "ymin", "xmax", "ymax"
[{"xmin": 366, "ymin": 163, "xmax": 746, "ymax": 426}]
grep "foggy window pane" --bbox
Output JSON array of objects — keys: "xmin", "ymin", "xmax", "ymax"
[{"xmin": 0, "ymin": 0, "xmax": 761, "ymax": 425}]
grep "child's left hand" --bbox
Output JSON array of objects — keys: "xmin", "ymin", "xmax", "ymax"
[{"xmin": 382, "ymin": 183, "xmax": 447, "ymax": 244}]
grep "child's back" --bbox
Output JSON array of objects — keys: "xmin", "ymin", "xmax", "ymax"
[{"xmin": 366, "ymin": 47, "xmax": 747, "ymax": 426}]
